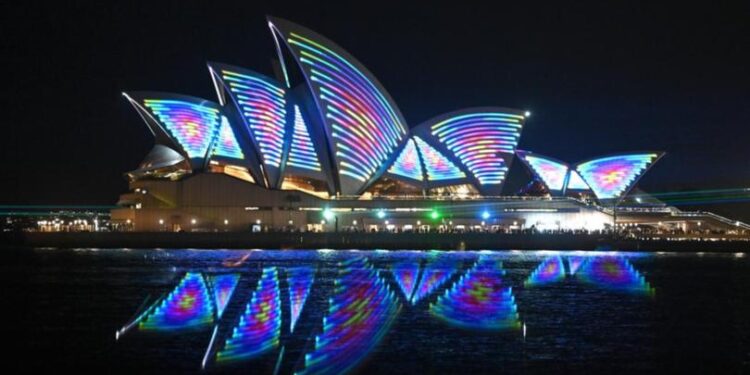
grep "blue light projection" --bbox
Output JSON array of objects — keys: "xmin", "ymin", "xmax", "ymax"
[
  {"xmin": 143, "ymin": 99, "xmax": 222, "ymax": 160},
  {"xmin": 390, "ymin": 260, "xmax": 422, "ymax": 302},
  {"xmin": 566, "ymin": 170, "xmax": 590, "ymax": 190},
  {"xmin": 576, "ymin": 257, "xmax": 655, "ymax": 295},
  {"xmin": 411, "ymin": 256, "xmax": 459, "ymax": 304},
  {"xmin": 520, "ymin": 154, "xmax": 568, "ymax": 191},
  {"xmin": 576, "ymin": 153, "xmax": 660, "ymax": 200},
  {"xmin": 388, "ymin": 138, "xmax": 424, "ymax": 181},
  {"xmin": 430, "ymin": 112, "xmax": 523, "ymax": 185},
  {"xmin": 279, "ymin": 23, "xmax": 408, "ymax": 192},
  {"xmin": 414, "ymin": 136, "xmax": 466, "ymax": 181},
  {"xmin": 216, "ymin": 267, "xmax": 282, "ymax": 362},
  {"xmin": 207, "ymin": 273, "xmax": 240, "ymax": 319},
  {"xmin": 139, "ymin": 272, "xmax": 215, "ymax": 331},
  {"xmin": 210, "ymin": 116, "xmax": 245, "ymax": 160},
  {"xmin": 287, "ymin": 266, "xmax": 315, "ymax": 333},
  {"xmin": 297, "ymin": 258, "xmax": 400, "ymax": 374},
  {"xmin": 567, "ymin": 256, "xmax": 585, "ymax": 275},
  {"xmin": 220, "ymin": 69, "xmax": 287, "ymax": 168},
  {"xmin": 286, "ymin": 105, "xmax": 322, "ymax": 171},
  {"xmin": 524, "ymin": 256, "xmax": 566, "ymax": 287},
  {"xmin": 430, "ymin": 258, "xmax": 520, "ymax": 330}
]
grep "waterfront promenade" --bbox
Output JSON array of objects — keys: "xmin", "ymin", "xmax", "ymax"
[{"xmin": 3, "ymin": 232, "xmax": 748, "ymax": 252}]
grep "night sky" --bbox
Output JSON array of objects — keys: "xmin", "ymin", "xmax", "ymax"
[{"xmin": 2, "ymin": 2, "xmax": 749, "ymax": 220}]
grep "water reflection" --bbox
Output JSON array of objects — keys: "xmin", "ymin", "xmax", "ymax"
[
  {"xmin": 430, "ymin": 257, "xmax": 520, "ymax": 330},
  {"xmin": 410, "ymin": 256, "xmax": 459, "ymax": 304},
  {"xmin": 287, "ymin": 266, "xmax": 315, "ymax": 333},
  {"xmin": 524, "ymin": 256, "xmax": 566, "ymax": 286},
  {"xmin": 216, "ymin": 267, "xmax": 282, "ymax": 363},
  {"xmin": 139, "ymin": 272, "xmax": 215, "ymax": 331},
  {"xmin": 116, "ymin": 251, "xmax": 657, "ymax": 373},
  {"xmin": 577, "ymin": 257, "xmax": 655, "ymax": 295},
  {"xmin": 298, "ymin": 258, "xmax": 400, "ymax": 374}
]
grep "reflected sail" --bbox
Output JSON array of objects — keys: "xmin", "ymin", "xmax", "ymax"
[
  {"xmin": 430, "ymin": 258, "xmax": 519, "ymax": 330},
  {"xmin": 576, "ymin": 257, "xmax": 654, "ymax": 295},
  {"xmin": 297, "ymin": 258, "xmax": 400, "ymax": 375},
  {"xmin": 525, "ymin": 256, "xmax": 566, "ymax": 287},
  {"xmin": 411, "ymin": 256, "xmax": 458, "ymax": 304},
  {"xmin": 567, "ymin": 256, "xmax": 585, "ymax": 275},
  {"xmin": 390, "ymin": 260, "xmax": 421, "ymax": 303},
  {"xmin": 216, "ymin": 267, "xmax": 282, "ymax": 362},
  {"xmin": 207, "ymin": 273, "xmax": 240, "ymax": 319},
  {"xmin": 287, "ymin": 266, "xmax": 315, "ymax": 333},
  {"xmin": 139, "ymin": 272, "xmax": 215, "ymax": 331}
]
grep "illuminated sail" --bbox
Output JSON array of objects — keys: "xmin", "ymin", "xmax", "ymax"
[{"xmin": 139, "ymin": 272, "xmax": 215, "ymax": 331}]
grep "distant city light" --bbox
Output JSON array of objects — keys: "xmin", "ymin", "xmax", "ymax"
[
  {"xmin": 323, "ymin": 209, "xmax": 335, "ymax": 221},
  {"xmin": 377, "ymin": 210, "xmax": 386, "ymax": 219},
  {"xmin": 524, "ymin": 111, "xmax": 531, "ymax": 117},
  {"xmin": 158, "ymin": 219, "xmax": 164, "ymax": 225},
  {"xmin": 224, "ymin": 219, "xmax": 229, "ymax": 225},
  {"xmin": 191, "ymin": 218, "xmax": 197, "ymax": 225},
  {"xmin": 430, "ymin": 210, "xmax": 440, "ymax": 220},
  {"xmin": 481, "ymin": 210, "xmax": 490, "ymax": 220}
]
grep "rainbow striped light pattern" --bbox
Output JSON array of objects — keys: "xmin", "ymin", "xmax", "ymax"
[
  {"xmin": 414, "ymin": 136, "xmax": 466, "ymax": 181},
  {"xmin": 411, "ymin": 256, "xmax": 458, "ymax": 304},
  {"xmin": 216, "ymin": 267, "xmax": 281, "ymax": 362},
  {"xmin": 211, "ymin": 116, "xmax": 245, "ymax": 160},
  {"xmin": 286, "ymin": 31, "xmax": 407, "ymax": 186},
  {"xmin": 208, "ymin": 273, "xmax": 240, "ymax": 319},
  {"xmin": 430, "ymin": 258, "xmax": 519, "ymax": 330},
  {"xmin": 287, "ymin": 266, "xmax": 315, "ymax": 333},
  {"xmin": 391, "ymin": 260, "xmax": 421, "ymax": 302},
  {"xmin": 143, "ymin": 99, "xmax": 221, "ymax": 159},
  {"xmin": 566, "ymin": 170, "xmax": 590, "ymax": 190},
  {"xmin": 524, "ymin": 256, "xmax": 566, "ymax": 286},
  {"xmin": 431, "ymin": 113, "xmax": 523, "ymax": 185},
  {"xmin": 221, "ymin": 69, "xmax": 287, "ymax": 168},
  {"xmin": 297, "ymin": 258, "xmax": 400, "ymax": 375},
  {"xmin": 522, "ymin": 155, "xmax": 568, "ymax": 191},
  {"xmin": 139, "ymin": 272, "xmax": 215, "ymax": 331},
  {"xmin": 286, "ymin": 105, "xmax": 322, "ymax": 171},
  {"xmin": 388, "ymin": 139, "xmax": 424, "ymax": 181},
  {"xmin": 576, "ymin": 257, "xmax": 654, "ymax": 295},
  {"xmin": 576, "ymin": 154, "xmax": 659, "ymax": 200}
]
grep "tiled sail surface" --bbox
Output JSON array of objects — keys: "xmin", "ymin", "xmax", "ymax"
[
  {"xmin": 142, "ymin": 99, "xmax": 222, "ymax": 160},
  {"xmin": 387, "ymin": 138, "xmax": 424, "ymax": 181},
  {"xmin": 524, "ymin": 256, "xmax": 566, "ymax": 286},
  {"xmin": 210, "ymin": 116, "xmax": 245, "ymax": 160},
  {"xmin": 576, "ymin": 153, "xmax": 660, "ymax": 200},
  {"xmin": 297, "ymin": 258, "xmax": 400, "ymax": 374},
  {"xmin": 287, "ymin": 266, "xmax": 315, "ymax": 333},
  {"xmin": 285, "ymin": 105, "xmax": 323, "ymax": 172},
  {"xmin": 414, "ymin": 136, "xmax": 466, "ymax": 181},
  {"xmin": 566, "ymin": 170, "xmax": 590, "ymax": 190},
  {"xmin": 218, "ymin": 68, "xmax": 287, "ymax": 175},
  {"xmin": 139, "ymin": 272, "xmax": 215, "ymax": 331},
  {"xmin": 430, "ymin": 258, "xmax": 519, "ymax": 330},
  {"xmin": 517, "ymin": 152, "xmax": 569, "ymax": 191},
  {"xmin": 216, "ymin": 267, "xmax": 282, "ymax": 362},
  {"xmin": 430, "ymin": 111, "xmax": 523, "ymax": 187},
  {"xmin": 270, "ymin": 18, "xmax": 408, "ymax": 194}
]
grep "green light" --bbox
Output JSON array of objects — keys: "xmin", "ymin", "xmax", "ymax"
[
  {"xmin": 323, "ymin": 209, "xmax": 334, "ymax": 221},
  {"xmin": 430, "ymin": 210, "xmax": 440, "ymax": 220},
  {"xmin": 376, "ymin": 210, "xmax": 386, "ymax": 219}
]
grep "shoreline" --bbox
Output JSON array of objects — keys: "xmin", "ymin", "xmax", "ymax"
[{"xmin": 2, "ymin": 232, "xmax": 748, "ymax": 252}]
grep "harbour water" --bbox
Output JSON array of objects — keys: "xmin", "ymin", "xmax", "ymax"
[{"xmin": 4, "ymin": 248, "xmax": 749, "ymax": 373}]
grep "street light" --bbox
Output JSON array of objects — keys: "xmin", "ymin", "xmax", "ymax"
[{"xmin": 481, "ymin": 210, "xmax": 490, "ymax": 220}]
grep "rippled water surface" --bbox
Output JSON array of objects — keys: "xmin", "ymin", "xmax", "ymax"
[{"xmin": 4, "ymin": 248, "xmax": 750, "ymax": 373}]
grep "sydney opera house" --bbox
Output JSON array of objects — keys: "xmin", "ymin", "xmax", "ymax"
[{"xmin": 111, "ymin": 17, "xmax": 748, "ymax": 234}]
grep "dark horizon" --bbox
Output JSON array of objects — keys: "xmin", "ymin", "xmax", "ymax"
[{"xmin": 2, "ymin": 2, "xmax": 749, "ymax": 221}]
